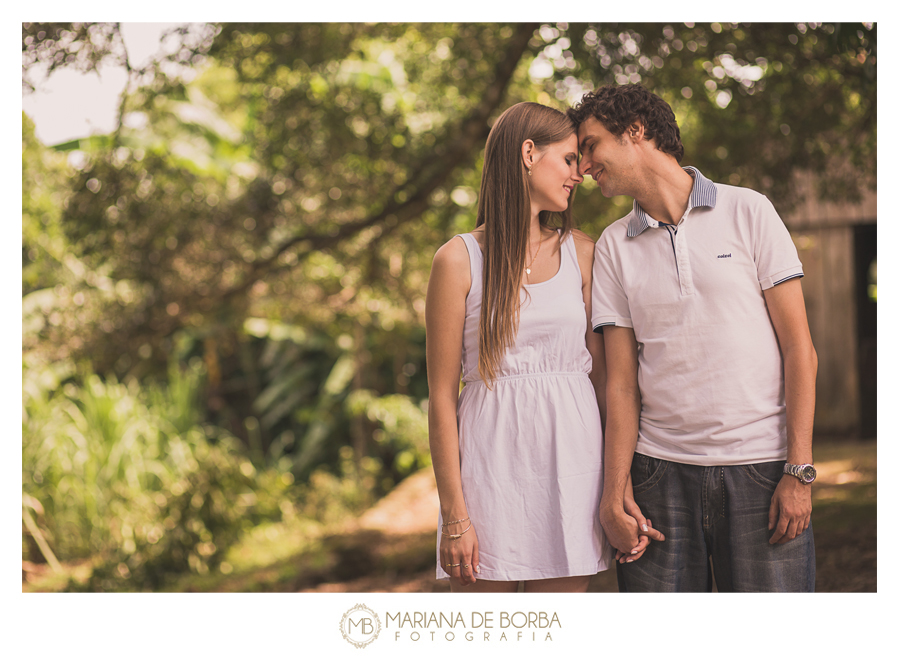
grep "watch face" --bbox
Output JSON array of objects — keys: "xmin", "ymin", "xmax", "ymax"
[{"xmin": 800, "ymin": 465, "xmax": 817, "ymax": 483}]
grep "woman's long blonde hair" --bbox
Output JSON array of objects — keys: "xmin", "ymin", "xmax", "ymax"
[{"xmin": 475, "ymin": 102, "xmax": 576, "ymax": 386}]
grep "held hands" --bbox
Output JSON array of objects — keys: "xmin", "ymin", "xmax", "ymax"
[
  {"xmin": 768, "ymin": 475, "xmax": 812, "ymax": 544},
  {"xmin": 617, "ymin": 494, "xmax": 665, "ymax": 564},
  {"xmin": 599, "ymin": 479, "xmax": 666, "ymax": 565},
  {"xmin": 598, "ymin": 503, "xmax": 642, "ymax": 560},
  {"xmin": 440, "ymin": 517, "xmax": 479, "ymax": 586}
]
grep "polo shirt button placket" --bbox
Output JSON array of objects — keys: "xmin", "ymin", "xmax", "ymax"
[{"xmin": 676, "ymin": 218, "xmax": 693, "ymax": 296}]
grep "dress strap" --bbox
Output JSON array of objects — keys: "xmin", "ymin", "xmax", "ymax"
[
  {"xmin": 456, "ymin": 233, "xmax": 483, "ymax": 288},
  {"xmin": 559, "ymin": 230, "xmax": 582, "ymax": 287}
]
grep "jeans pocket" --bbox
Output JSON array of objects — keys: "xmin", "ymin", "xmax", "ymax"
[
  {"xmin": 744, "ymin": 461, "xmax": 785, "ymax": 491},
  {"xmin": 630, "ymin": 453, "xmax": 667, "ymax": 494}
]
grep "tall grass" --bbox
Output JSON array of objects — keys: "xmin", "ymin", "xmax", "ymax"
[{"xmin": 22, "ymin": 360, "xmax": 292, "ymax": 590}]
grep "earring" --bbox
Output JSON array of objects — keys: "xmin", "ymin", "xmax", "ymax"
[{"xmin": 527, "ymin": 166, "xmax": 532, "ymax": 177}]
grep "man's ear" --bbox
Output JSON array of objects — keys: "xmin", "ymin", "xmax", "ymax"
[
  {"xmin": 626, "ymin": 121, "xmax": 645, "ymax": 143},
  {"xmin": 521, "ymin": 139, "xmax": 536, "ymax": 169}
]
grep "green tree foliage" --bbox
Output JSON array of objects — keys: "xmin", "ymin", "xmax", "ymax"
[
  {"xmin": 23, "ymin": 22, "xmax": 537, "ymax": 476},
  {"xmin": 22, "ymin": 23, "xmax": 130, "ymax": 93},
  {"xmin": 22, "ymin": 113, "xmax": 70, "ymax": 294}
]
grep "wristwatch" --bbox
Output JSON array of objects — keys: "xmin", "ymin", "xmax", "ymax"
[{"xmin": 783, "ymin": 462, "xmax": 817, "ymax": 484}]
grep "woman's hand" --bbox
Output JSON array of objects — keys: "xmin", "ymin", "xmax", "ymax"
[
  {"xmin": 440, "ymin": 522, "xmax": 480, "ymax": 586},
  {"xmin": 614, "ymin": 475, "xmax": 665, "ymax": 564}
]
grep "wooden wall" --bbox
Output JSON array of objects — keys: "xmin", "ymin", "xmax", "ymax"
[{"xmin": 778, "ymin": 172, "xmax": 876, "ymax": 437}]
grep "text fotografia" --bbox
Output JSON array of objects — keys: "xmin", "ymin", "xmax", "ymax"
[{"xmin": 386, "ymin": 611, "xmax": 561, "ymax": 642}]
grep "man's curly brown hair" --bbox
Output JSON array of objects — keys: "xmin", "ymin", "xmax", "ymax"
[{"xmin": 567, "ymin": 84, "xmax": 684, "ymax": 162}]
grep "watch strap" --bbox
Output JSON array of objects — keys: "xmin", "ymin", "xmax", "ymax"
[{"xmin": 783, "ymin": 462, "xmax": 816, "ymax": 484}]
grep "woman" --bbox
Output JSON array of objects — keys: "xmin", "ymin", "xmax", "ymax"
[{"xmin": 425, "ymin": 102, "xmax": 616, "ymax": 592}]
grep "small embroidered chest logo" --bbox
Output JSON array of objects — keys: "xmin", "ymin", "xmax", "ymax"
[{"xmin": 717, "ymin": 253, "xmax": 732, "ymax": 259}]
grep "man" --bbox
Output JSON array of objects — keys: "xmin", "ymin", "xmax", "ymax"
[{"xmin": 568, "ymin": 85, "xmax": 818, "ymax": 592}]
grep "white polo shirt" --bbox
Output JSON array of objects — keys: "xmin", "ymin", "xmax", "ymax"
[{"xmin": 592, "ymin": 167, "xmax": 804, "ymax": 466}]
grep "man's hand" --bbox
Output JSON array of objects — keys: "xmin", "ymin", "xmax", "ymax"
[
  {"xmin": 768, "ymin": 475, "xmax": 812, "ymax": 544},
  {"xmin": 599, "ymin": 503, "xmax": 643, "ymax": 557}
]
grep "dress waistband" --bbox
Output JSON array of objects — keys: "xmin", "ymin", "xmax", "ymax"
[{"xmin": 463, "ymin": 371, "xmax": 589, "ymax": 385}]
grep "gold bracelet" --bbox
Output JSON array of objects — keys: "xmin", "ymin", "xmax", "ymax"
[
  {"xmin": 441, "ymin": 521, "xmax": 473, "ymax": 540},
  {"xmin": 441, "ymin": 516, "xmax": 470, "ymax": 528}
]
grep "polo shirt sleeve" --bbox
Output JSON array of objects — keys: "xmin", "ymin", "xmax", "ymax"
[
  {"xmin": 752, "ymin": 195, "xmax": 804, "ymax": 290},
  {"xmin": 592, "ymin": 234, "xmax": 633, "ymax": 333}
]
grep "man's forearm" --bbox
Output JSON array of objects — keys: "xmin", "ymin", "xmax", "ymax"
[
  {"xmin": 600, "ymin": 326, "xmax": 642, "ymax": 506},
  {"xmin": 761, "ymin": 279, "xmax": 818, "ymax": 466},
  {"xmin": 602, "ymin": 382, "xmax": 641, "ymax": 506},
  {"xmin": 783, "ymin": 343, "xmax": 818, "ymax": 465}
]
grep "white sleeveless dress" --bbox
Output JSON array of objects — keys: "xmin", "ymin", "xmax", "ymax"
[{"xmin": 436, "ymin": 231, "xmax": 612, "ymax": 581}]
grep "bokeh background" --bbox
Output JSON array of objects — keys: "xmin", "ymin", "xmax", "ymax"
[{"xmin": 22, "ymin": 22, "xmax": 877, "ymax": 592}]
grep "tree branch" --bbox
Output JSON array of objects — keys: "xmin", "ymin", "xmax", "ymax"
[{"xmin": 220, "ymin": 22, "xmax": 538, "ymax": 302}]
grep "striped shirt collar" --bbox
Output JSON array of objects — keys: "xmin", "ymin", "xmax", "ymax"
[{"xmin": 627, "ymin": 166, "xmax": 718, "ymax": 237}]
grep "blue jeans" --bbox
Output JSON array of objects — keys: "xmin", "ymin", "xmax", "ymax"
[{"xmin": 617, "ymin": 454, "xmax": 815, "ymax": 592}]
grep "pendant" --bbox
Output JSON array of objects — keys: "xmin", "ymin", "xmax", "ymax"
[{"xmin": 525, "ymin": 268, "xmax": 531, "ymax": 275}]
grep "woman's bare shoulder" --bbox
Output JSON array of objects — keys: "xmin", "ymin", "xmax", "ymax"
[
  {"xmin": 432, "ymin": 234, "xmax": 470, "ymax": 270},
  {"xmin": 570, "ymin": 229, "xmax": 597, "ymax": 262},
  {"xmin": 428, "ymin": 235, "xmax": 472, "ymax": 307},
  {"xmin": 570, "ymin": 228, "xmax": 596, "ymax": 245}
]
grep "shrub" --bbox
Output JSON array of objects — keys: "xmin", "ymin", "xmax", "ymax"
[{"xmin": 22, "ymin": 360, "xmax": 294, "ymax": 590}]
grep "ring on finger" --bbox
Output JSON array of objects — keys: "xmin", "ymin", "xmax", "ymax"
[{"xmin": 447, "ymin": 563, "xmax": 460, "ymax": 568}]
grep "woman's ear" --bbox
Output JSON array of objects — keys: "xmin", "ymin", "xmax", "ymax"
[{"xmin": 521, "ymin": 139, "xmax": 536, "ymax": 171}]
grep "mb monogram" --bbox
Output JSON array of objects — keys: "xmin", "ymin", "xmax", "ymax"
[{"xmin": 339, "ymin": 604, "xmax": 382, "ymax": 648}]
